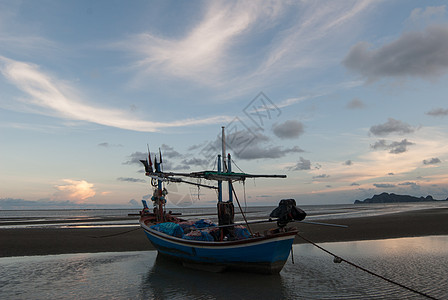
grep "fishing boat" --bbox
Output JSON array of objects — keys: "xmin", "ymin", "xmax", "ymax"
[{"xmin": 138, "ymin": 127, "xmax": 306, "ymax": 274}]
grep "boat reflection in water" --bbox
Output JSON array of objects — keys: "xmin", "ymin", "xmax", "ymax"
[{"xmin": 140, "ymin": 254, "xmax": 287, "ymax": 300}]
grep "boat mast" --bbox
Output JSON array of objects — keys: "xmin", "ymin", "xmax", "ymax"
[
  {"xmin": 217, "ymin": 127, "xmax": 235, "ymax": 230},
  {"xmin": 227, "ymin": 153, "xmax": 233, "ymax": 202},
  {"xmin": 217, "ymin": 154, "xmax": 222, "ymax": 202},
  {"xmin": 221, "ymin": 126, "xmax": 226, "ymax": 172},
  {"xmin": 154, "ymin": 154, "xmax": 165, "ymax": 222},
  {"xmin": 221, "ymin": 126, "xmax": 233, "ymax": 202}
]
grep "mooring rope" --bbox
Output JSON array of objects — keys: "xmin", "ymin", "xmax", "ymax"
[
  {"xmin": 88, "ymin": 227, "xmax": 142, "ymax": 238},
  {"xmin": 296, "ymin": 233, "xmax": 439, "ymax": 300}
]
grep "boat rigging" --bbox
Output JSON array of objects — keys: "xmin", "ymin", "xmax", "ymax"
[{"xmin": 138, "ymin": 126, "xmax": 306, "ymax": 274}]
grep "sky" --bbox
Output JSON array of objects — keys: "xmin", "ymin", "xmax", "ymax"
[{"xmin": 1, "ymin": 0, "xmax": 448, "ymax": 209}]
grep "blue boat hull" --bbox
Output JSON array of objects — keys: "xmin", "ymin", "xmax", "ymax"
[{"xmin": 141, "ymin": 225, "xmax": 297, "ymax": 274}]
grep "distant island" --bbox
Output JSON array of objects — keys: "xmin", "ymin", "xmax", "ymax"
[{"xmin": 354, "ymin": 192, "xmax": 448, "ymax": 204}]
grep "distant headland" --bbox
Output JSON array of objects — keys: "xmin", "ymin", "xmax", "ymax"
[{"xmin": 354, "ymin": 192, "xmax": 448, "ymax": 204}]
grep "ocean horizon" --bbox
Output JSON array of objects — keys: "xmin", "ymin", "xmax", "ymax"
[{"xmin": 2, "ymin": 202, "xmax": 448, "ymax": 229}]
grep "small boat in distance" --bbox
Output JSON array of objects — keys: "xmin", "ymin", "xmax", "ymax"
[{"xmin": 138, "ymin": 127, "xmax": 306, "ymax": 274}]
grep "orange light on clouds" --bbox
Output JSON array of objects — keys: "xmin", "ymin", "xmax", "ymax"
[{"xmin": 54, "ymin": 179, "xmax": 96, "ymax": 203}]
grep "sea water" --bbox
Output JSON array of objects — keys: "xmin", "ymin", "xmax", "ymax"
[
  {"xmin": 1, "ymin": 201, "xmax": 448, "ymax": 228},
  {"xmin": 1, "ymin": 235, "xmax": 447, "ymax": 299}
]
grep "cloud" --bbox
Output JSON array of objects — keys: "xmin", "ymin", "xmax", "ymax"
[
  {"xmin": 123, "ymin": 151, "xmax": 147, "ymax": 166},
  {"xmin": 98, "ymin": 142, "xmax": 123, "ymax": 148},
  {"xmin": 313, "ymin": 174, "xmax": 330, "ymax": 179},
  {"xmin": 187, "ymin": 142, "xmax": 207, "ymax": 152},
  {"xmin": 272, "ymin": 120, "xmax": 304, "ymax": 139},
  {"xmin": 423, "ymin": 157, "xmax": 441, "ymax": 165},
  {"xmin": 117, "ymin": 2, "xmax": 283, "ymax": 85},
  {"xmin": 180, "ymin": 158, "xmax": 210, "ymax": 167},
  {"xmin": 200, "ymin": 127, "xmax": 304, "ymax": 160},
  {"xmin": 408, "ymin": 6, "xmax": 446, "ymax": 23},
  {"xmin": 287, "ymin": 157, "xmax": 311, "ymax": 171},
  {"xmin": 117, "ymin": 177, "xmax": 146, "ymax": 183},
  {"xmin": 371, "ymin": 139, "xmax": 415, "ymax": 154},
  {"xmin": 343, "ymin": 25, "xmax": 448, "ymax": 81},
  {"xmin": 54, "ymin": 179, "xmax": 95, "ymax": 202},
  {"xmin": 344, "ymin": 160, "xmax": 353, "ymax": 166},
  {"xmin": 257, "ymin": 1, "xmax": 376, "ymax": 73},
  {"xmin": 388, "ymin": 140, "xmax": 415, "ymax": 154},
  {"xmin": 346, "ymin": 98, "xmax": 365, "ymax": 109},
  {"xmin": 351, "ymin": 182, "xmax": 360, "ymax": 186},
  {"xmin": 398, "ymin": 181, "xmax": 418, "ymax": 188},
  {"xmin": 373, "ymin": 183, "xmax": 396, "ymax": 188},
  {"xmin": 237, "ymin": 145, "xmax": 304, "ymax": 160},
  {"xmin": 160, "ymin": 144, "xmax": 183, "ymax": 159},
  {"xmin": 426, "ymin": 108, "xmax": 448, "ymax": 117},
  {"xmin": 112, "ymin": 1, "xmax": 376, "ymax": 93},
  {"xmin": 369, "ymin": 118, "xmax": 415, "ymax": 136},
  {"xmin": 0, "ymin": 56, "xmax": 232, "ymax": 132},
  {"xmin": 123, "ymin": 151, "xmax": 186, "ymax": 170},
  {"xmin": 276, "ymin": 95, "xmax": 316, "ymax": 109}
]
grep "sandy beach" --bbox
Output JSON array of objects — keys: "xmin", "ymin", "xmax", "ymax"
[{"xmin": 1, "ymin": 207, "xmax": 448, "ymax": 257}]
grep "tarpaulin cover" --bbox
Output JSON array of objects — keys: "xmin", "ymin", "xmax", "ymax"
[
  {"xmin": 194, "ymin": 219, "xmax": 215, "ymax": 228},
  {"xmin": 233, "ymin": 225, "xmax": 251, "ymax": 239},
  {"xmin": 150, "ymin": 222, "xmax": 184, "ymax": 238},
  {"xmin": 183, "ymin": 230, "xmax": 214, "ymax": 241},
  {"xmin": 178, "ymin": 220, "xmax": 195, "ymax": 233}
]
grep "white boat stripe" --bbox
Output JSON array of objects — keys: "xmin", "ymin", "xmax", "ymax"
[{"xmin": 142, "ymin": 225, "xmax": 296, "ymax": 250}]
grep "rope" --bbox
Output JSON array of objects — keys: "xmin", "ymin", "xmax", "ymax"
[
  {"xmin": 243, "ymin": 180, "xmax": 247, "ymax": 213},
  {"xmin": 230, "ymin": 182, "xmax": 253, "ymax": 236},
  {"xmin": 296, "ymin": 233, "xmax": 439, "ymax": 300},
  {"xmin": 231, "ymin": 158, "xmax": 245, "ymax": 174},
  {"xmin": 211, "ymin": 156, "xmax": 218, "ymax": 171},
  {"xmin": 88, "ymin": 227, "xmax": 141, "ymax": 238},
  {"xmin": 196, "ymin": 178, "xmax": 201, "ymax": 202}
]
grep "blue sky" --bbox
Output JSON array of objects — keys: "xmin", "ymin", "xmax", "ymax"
[{"xmin": 1, "ymin": 0, "xmax": 448, "ymax": 209}]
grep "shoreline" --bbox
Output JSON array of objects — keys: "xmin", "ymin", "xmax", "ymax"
[{"xmin": 1, "ymin": 207, "xmax": 448, "ymax": 258}]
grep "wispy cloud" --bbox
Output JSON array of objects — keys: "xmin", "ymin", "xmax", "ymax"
[
  {"xmin": 117, "ymin": 177, "xmax": 146, "ymax": 183},
  {"xmin": 114, "ymin": 1, "xmax": 376, "ymax": 91},
  {"xmin": 407, "ymin": 5, "xmax": 446, "ymax": 24},
  {"xmin": 98, "ymin": 142, "xmax": 123, "ymax": 148},
  {"xmin": 426, "ymin": 108, "xmax": 448, "ymax": 117},
  {"xmin": 116, "ymin": 2, "xmax": 283, "ymax": 85},
  {"xmin": 373, "ymin": 183, "xmax": 395, "ymax": 188},
  {"xmin": 258, "ymin": 1, "xmax": 376, "ymax": 73},
  {"xmin": 0, "ymin": 56, "xmax": 232, "ymax": 131}
]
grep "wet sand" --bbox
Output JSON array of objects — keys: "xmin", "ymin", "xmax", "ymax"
[{"xmin": 1, "ymin": 208, "xmax": 448, "ymax": 257}]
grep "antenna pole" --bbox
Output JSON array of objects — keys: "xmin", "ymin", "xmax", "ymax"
[{"xmin": 222, "ymin": 126, "xmax": 227, "ymax": 172}]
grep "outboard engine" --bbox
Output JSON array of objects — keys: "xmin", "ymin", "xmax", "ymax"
[{"xmin": 270, "ymin": 199, "xmax": 306, "ymax": 227}]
